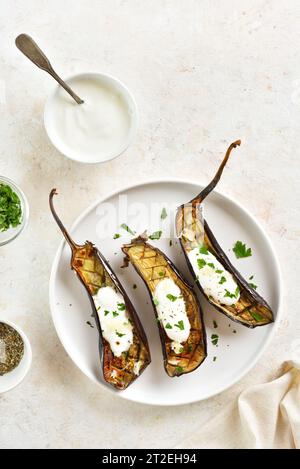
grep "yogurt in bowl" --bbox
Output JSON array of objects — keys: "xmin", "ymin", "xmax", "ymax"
[{"xmin": 44, "ymin": 72, "xmax": 138, "ymax": 164}]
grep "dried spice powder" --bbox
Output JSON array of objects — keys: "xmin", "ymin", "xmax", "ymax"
[{"xmin": 0, "ymin": 323, "xmax": 24, "ymax": 375}]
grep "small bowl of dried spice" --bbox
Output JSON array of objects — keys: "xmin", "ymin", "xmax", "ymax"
[
  {"xmin": 0, "ymin": 319, "xmax": 32, "ymax": 393},
  {"xmin": 0, "ymin": 175, "xmax": 29, "ymax": 246}
]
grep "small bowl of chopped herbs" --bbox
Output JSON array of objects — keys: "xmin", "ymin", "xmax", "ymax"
[
  {"xmin": 0, "ymin": 319, "xmax": 32, "ymax": 393},
  {"xmin": 0, "ymin": 175, "xmax": 29, "ymax": 246}
]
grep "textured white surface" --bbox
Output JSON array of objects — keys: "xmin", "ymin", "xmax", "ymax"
[{"xmin": 0, "ymin": 0, "xmax": 299, "ymax": 449}]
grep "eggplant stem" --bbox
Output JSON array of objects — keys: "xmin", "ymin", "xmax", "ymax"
[
  {"xmin": 49, "ymin": 188, "xmax": 77, "ymax": 251},
  {"xmin": 192, "ymin": 140, "xmax": 241, "ymax": 204}
]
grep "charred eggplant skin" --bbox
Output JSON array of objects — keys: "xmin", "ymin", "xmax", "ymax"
[
  {"xmin": 176, "ymin": 141, "xmax": 274, "ymax": 328},
  {"xmin": 49, "ymin": 189, "xmax": 151, "ymax": 390},
  {"xmin": 122, "ymin": 236, "xmax": 207, "ymax": 377}
]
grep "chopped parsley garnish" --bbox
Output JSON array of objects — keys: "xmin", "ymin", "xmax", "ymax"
[
  {"xmin": 197, "ymin": 258, "xmax": 206, "ymax": 269},
  {"xmin": 161, "ymin": 207, "xmax": 167, "ymax": 219},
  {"xmin": 116, "ymin": 331, "xmax": 125, "ymax": 338},
  {"xmin": 224, "ymin": 286, "xmax": 239, "ymax": 299},
  {"xmin": 0, "ymin": 183, "xmax": 22, "ymax": 232},
  {"xmin": 249, "ymin": 311, "xmax": 263, "ymax": 322},
  {"xmin": 211, "ymin": 334, "xmax": 219, "ymax": 346},
  {"xmin": 213, "ymin": 356, "xmax": 217, "ymax": 362},
  {"xmin": 216, "ymin": 269, "xmax": 223, "ymax": 274},
  {"xmin": 104, "ymin": 310, "xmax": 110, "ymax": 316},
  {"xmin": 188, "ymin": 344, "xmax": 193, "ymax": 352},
  {"xmin": 175, "ymin": 366, "xmax": 183, "ymax": 373},
  {"xmin": 153, "ymin": 298, "xmax": 159, "ymax": 306},
  {"xmin": 158, "ymin": 271, "xmax": 164, "ymax": 277},
  {"xmin": 219, "ymin": 276, "xmax": 226, "ymax": 284},
  {"xmin": 165, "ymin": 323, "xmax": 172, "ymax": 329},
  {"xmin": 199, "ymin": 245, "xmax": 209, "ymax": 255},
  {"xmin": 235, "ymin": 286, "xmax": 240, "ymax": 298},
  {"xmin": 166, "ymin": 293, "xmax": 177, "ymax": 302},
  {"xmin": 213, "ymin": 320, "xmax": 218, "ymax": 329},
  {"xmin": 249, "ymin": 275, "xmax": 254, "ymax": 280},
  {"xmin": 113, "ymin": 233, "xmax": 121, "ymax": 239},
  {"xmin": 174, "ymin": 320, "xmax": 184, "ymax": 331},
  {"xmin": 120, "ymin": 223, "xmax": 135, "ymax": 235},
  {"xmin": 117, "ymin": 302, "xmax": 126, "ymax": 311},
  {"xmin": 86, "ymin": 321, "xmax": 94, "ymax": 328},
  {"xmin": 207, "ymin": 262, "xmax": 215, "ymax": 269},
  {"xmin": 112, "ymin": 311, "xmax": 119, "ymax": 317},
  {"xmin": 149, "ymin": 230, "xmax": 162, "ymax": 240},
  {"xmin": 169, "ymin": 240, "xmax": 173, "ymax": 246},
  {"xmin": 233, "ymin": 240, "xmax": 252, "ymax": 259},
  {"xmin": 249, "ymin": 282, "xmax": 257, "ymax": 290}
]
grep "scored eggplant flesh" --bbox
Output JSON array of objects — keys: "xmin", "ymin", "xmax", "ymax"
[
  {"xmin": 176, "ymin": 140, "xmax": 274, "ymax": 328},
  {"xmin": 49, "ymin": 189, "xmax": 151, "ymax": 390},
  {"xmin": 122, "ymin": 235, "xmax": 207, "ymax": 377}
]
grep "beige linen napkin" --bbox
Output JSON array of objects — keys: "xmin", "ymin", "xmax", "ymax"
[{"xmin": 176, "ymin": 360, "xmax": 300, "ymax": 449}]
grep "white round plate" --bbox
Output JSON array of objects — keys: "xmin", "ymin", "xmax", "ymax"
[{"xmin": 49, "ymin": 179, "xmax": 282, "ymax": 406}]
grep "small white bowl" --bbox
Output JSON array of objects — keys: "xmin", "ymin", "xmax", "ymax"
[
  {"xmin": 44, "ymin": 72, "xmax": 138, "ymax": 164},
  {"xmin": 0, "ymin": 175, "xmax": 29, "ymax": 247},
  {"xmin": 0, "ymin": 319, "xmax": 32, "ymax": 393}
]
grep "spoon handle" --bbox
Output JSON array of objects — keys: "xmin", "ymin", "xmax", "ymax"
[{"xmin": 15, "ymin": 34, "xmax": 84, "ymax": 105}]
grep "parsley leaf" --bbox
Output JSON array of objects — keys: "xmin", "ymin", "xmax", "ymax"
[
  {"xmin": 216, "ymin": 269, "xmax": 223, "ymax": 274},
  {"xmin": 165, "ymin": 323, "xmax": 172, "ymax": 329},
  {"xmin": 153, "ymin": 298, "xmax": 159, "ymax": 306},
  {"xmin": 207, "ymin": 262, "xmax": 215, "ymax": 269},
  {"xmin": 219, "ymin": 276, "xmax": 226, "ymax": 284},
  {"xmin": 0, "ymin": 183, "xmax": 22, "ymax": 232},
  {"xmin": 233, "ymin": 240, "xmax": 252, "ymax": 259},
  {"xmin": 149, "ymin": 230, "xmax": 162, "ymax": 240},
  {"xmin": 116, "ymin": 331, "xmax": 125, "ymax": 338},
  {"xmin": 161, "ymin": 207, "xmax": 167, "ymax": 220},
  {"xmin": 199, "ymin": 246, "xmax": 209, "ymax": 255},
  {"xmin": 175, "ymin": 366, "xmax": 183, "ymax": 373},
  {"xmin": 249, "ymin": 282, "xmax": 257, "ymax": 290},
  {"xmin": 174, "ymin": 320, "xmax": 184, "ymax": 330},
  {"xmin": 249, "ymin": 311, "xmax": 263, "ymax": 322},
  {"xmin": 197, "ymin": 258, "xmax": 206, "ymax": 269},
  {"xmin": 166, "ymin": 293, "xmax": 177, "ymax": 302},
  {"xmin": 211, "ymin": 334, "xmax": 219, "ymax": 346},
  {"xmin": 117, "ymin": 302, "xmax": 126, "ymax": 311},
  {"xmin": 113, "ymin": 233, "xmax": 121, "ymax": 239},
  {"xmin": 120, "ymin": 223, "xmax": 135, "ymax": 235}
]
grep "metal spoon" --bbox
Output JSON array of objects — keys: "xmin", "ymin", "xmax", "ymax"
[{"xmin": 15, "ymin": 34, "xmax": 84, "ymax": 105}]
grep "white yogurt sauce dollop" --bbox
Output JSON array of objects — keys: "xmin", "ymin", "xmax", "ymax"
[
  {"xmin": 153, "ymin": 278, "xmax": 190, "ymax": 353},
  {"xmin": 48, "ymin": 75, "xmax": 133, "ymax": 162},
  {"xmin": 93, "ymin": 286, "xmax": 133, "ymax": 357},
  {"xmin": 188, "ymin": 247, "xmax": 240, "ymax": 306}
]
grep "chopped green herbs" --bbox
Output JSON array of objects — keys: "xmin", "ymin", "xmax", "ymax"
[
  {"xmin": 213, "ymin": 320, "xmax": 218, "ymax": 329},
  {"xmin": 175, "ymin": 366, "xmax": 183, "ymax": 373},
  {"xmin": 161, "ymin": 207, "xmax": 167, "ymax": 220},
  {"xmin": 249, "ymin": 275, "xmax": 254, "ymax": 280},
  {"xmin": 104, "ymin": 310, "xmax": 110, "ymax": 316},
  {"xmin": 233, "ymin": 240, "xmax": 252, "ymax": 259},
  {"xmin": 213, "ymin": 356, "xmax": 217, "ymax": 362},
  {"xmin": 169, "ymin": 240, "xmax": 173, "ymax": 246},
  {"xmin": 149, "ymin": 230, "xmax": 162, "ymax": 240},
  {"xmin": 249, "ymin": 311, "xmax": 263, "ymax": 322},
  {"xmin": 120, "ymin": 223, "xmax": 135, "ymax": 235},
  {"xmin": 117, "ymin": 302, "xmax": 126, "ymax": 311},
  {"xmin": 249, "ymin": 282, "xmax": 257, "ymax": 290},
  {"xmin": 158, "ymin": 271, "xmax": 164, "ymax": 277},
  {"xmin": 165, "ymin": 323, "xmax": 172, "ymax": 329},
  {"xmin": 199, "ymin": 246, "xmax": 209, "ymax": 255},
  {"xmin": 211, "ymin": 334, "xmax": 219, "ymax": 346},
  {"xmin": 207, "ymin": 262, "xmax": 215, "ymax": 269},
  {"xmin": 113, "ymin": 233, "xmax": 121, "ymax": 239},
  {"xmin": 216, "ymin": 269, "xmax": 223, "ymax": 274},
  {"xmin": 86, "ymin": 321, "xmax": 94, "ymax": 328},
  {"xmin": 197, "ymin": 258, "xmax": 206, "ymax": 269},
  {"xmin": 112, "ymin": 311, "xmax": 119, "ymax": 317},
  {"xmin": 174, "ymin": 320, "xmax": 184, "ymax": 331},
  {"xmin": 166, "ymin": 293, "xmax": 177, "ymax": 302},
  {"xmin": 188, "ymin": 344, "xmax": 193, "ymax": 352},
  {"xmin": 219, "ymin": 276, "xmax": 226, "ymax": 284},
  {"xmin": 116, "ymin": 332, "xmax": 125, "ymax": 338},
  {"xmin": 0, "ymin": 183, "xmax": 22, "ymax": 232},
  {"xmin": 153, "ymin": 298, "xmax": 159, "ymax": 306},
  {"xmin": 224, "ymin": 286, "xmax": 239, "ymax": 299}
]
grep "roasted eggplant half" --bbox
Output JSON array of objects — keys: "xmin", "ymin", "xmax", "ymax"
[
  {"xmin": 49, "ymin": 189, "xmax": 151, "ymax": 390},
  {"xmin": 122, "ymin": 234, "xmax": 206, "ymax": 377},
  {"xmin": 176, "ymin": 140, "xmax": 274, "ymax": 328}
]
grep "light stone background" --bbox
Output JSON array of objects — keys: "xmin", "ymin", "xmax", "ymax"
[{"xmin": 0, "ymin": 0, "xmax": 299, "ymax": 449}]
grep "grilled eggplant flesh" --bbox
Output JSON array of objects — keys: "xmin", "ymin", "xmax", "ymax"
[
  {"xmin": 176, "ymin": 141, "xmax": 274, "ymax": 328},
  {"xmin": 49, "ymin": 189, "xmax": 151, "ymax": 390},
  {"xmin": 122, "ymin": 236, "xmax": 207, "ymax": 377}
]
